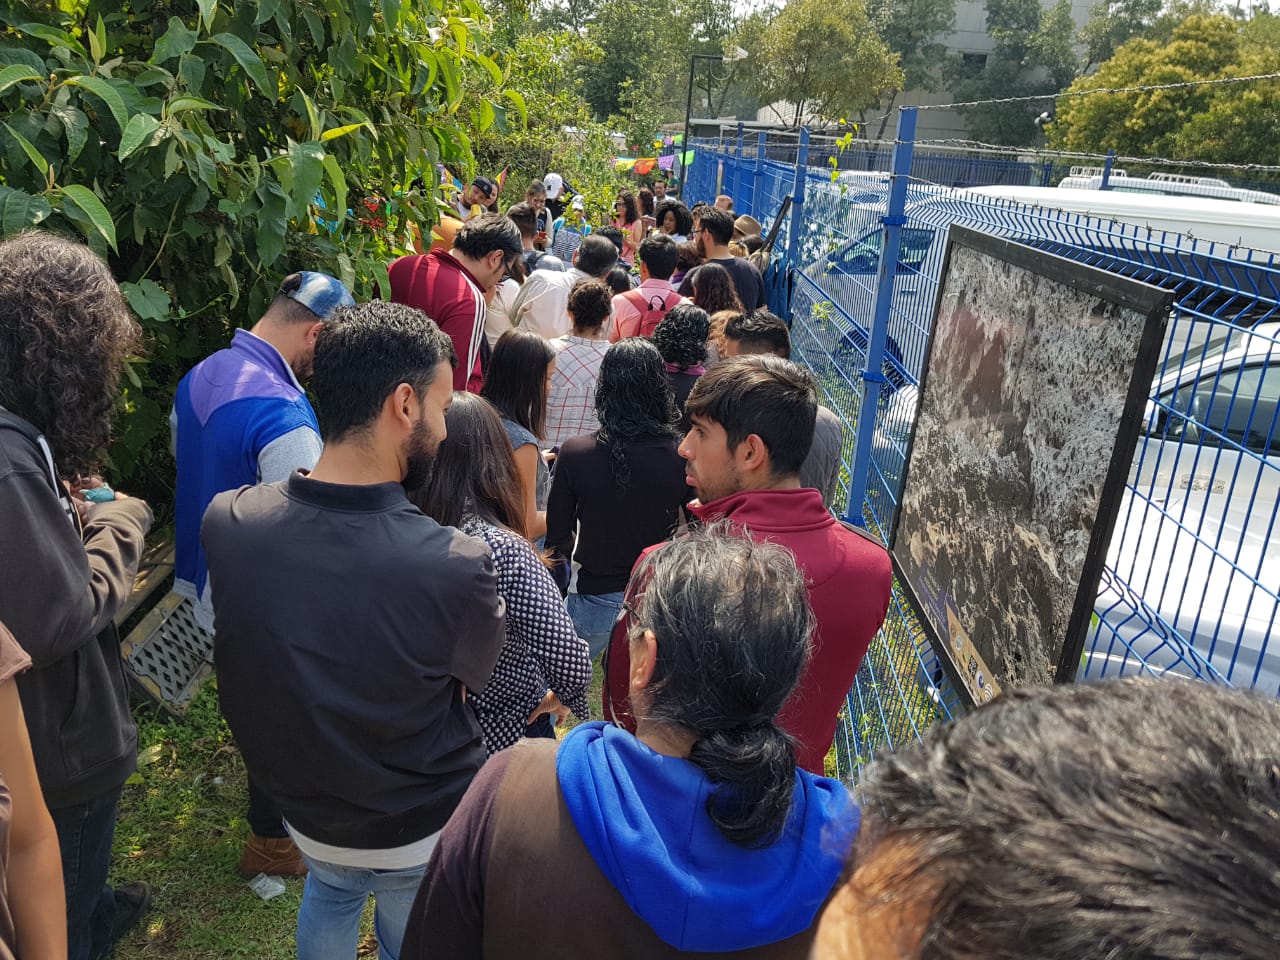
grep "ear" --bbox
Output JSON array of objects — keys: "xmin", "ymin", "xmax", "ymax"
[
  {"xmin": 304, "ymin": 319, "xmax": 324, "ymax": 346},
  {"xmin": 629, "ymin": 628, "xmax": 659, "ymax": 697},
  {"xmin": 737, "ymin": 433, "xmax": 772, "ymax": 476},
  {"xmin": 385, "ymin": 382, "xmax": 418, "ymax": 432}
]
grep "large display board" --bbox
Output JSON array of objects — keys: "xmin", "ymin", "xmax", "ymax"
[{"xmin": 891, "ymin": 226, "xmax": 1171, "ymax": 706}]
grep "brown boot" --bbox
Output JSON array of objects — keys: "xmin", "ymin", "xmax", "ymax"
[{"xmin": 237, "ymin": 834, "xmax": 308, "ymax": 879}]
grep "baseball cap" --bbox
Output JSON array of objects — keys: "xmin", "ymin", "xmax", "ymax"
[
  {"xmin": 544, "ymin": 173, "xmax": 565, "ymax": 199},
  {"xmin": 570, "ymin": 195, "xmax": 585, "ymax": 211},
  {"xmin": 472, "ymin": 176, "xmax": 498, "ymax": 197},
  {"xmin": 281, "ymin": 271, "xmax": 355, "ymax": 319}
]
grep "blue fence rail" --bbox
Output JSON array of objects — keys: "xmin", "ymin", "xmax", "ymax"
[{"xmin": 684, "ymin": 113, "xmax": 1280, "ymax": 786}]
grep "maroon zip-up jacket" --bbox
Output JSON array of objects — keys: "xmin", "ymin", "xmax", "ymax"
[{"xmin": 603, "ymin": 487, "xmax": 892, "ymax": 773}]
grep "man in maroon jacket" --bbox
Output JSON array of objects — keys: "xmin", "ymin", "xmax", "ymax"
[
  {"xmin": 388, "ymin": 215, "xmax": 523, "ymax": 393},
  {"xmin": 603, "ymin": 356, "xmax": 893, "ymax": 773}
]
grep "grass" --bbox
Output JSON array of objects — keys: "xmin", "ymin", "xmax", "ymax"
[
  {"xmin": 111, "ymin": 684, "xmax": 312, "ymax": 959},
  {"xmin": 112, "ymin": 661, "xmax": 607, "ymax": 958}
]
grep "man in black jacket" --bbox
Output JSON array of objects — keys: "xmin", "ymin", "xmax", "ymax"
[{"xmin": 0, "ymin": 231, "xmax": 154, "ymax": 960}]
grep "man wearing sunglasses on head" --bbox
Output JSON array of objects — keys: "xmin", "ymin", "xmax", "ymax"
[{"xmin": 390, "ymin": 215, "xmax": 524, "ymax": 393}]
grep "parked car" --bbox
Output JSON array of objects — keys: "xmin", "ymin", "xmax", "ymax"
[{"xmin": 1092, "ymin": 321, "xmax": 1280, "ymax": 693}]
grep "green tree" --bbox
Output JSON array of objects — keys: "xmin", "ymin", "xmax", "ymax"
[
  {"xmin": 0, "ymin": 0, "xmax": 513, "ymax": 502},
  {"xmin": 468, "ymin": 29, "xmax": 628, "ymax": 220},
  {"xmin": 1051, "ymin": 12, "xmax": 1280, "ymax": 164},
  {"xmin": 947, "ymin": 0, "xmax": 1081, "ymax": 145},
  {"xmin": 1079, "ymin": 0, "xmax": 1163, "ymax": 64},
  {"xmin": 865, "ymin": 0, "xmax": 958, "ymax": 137},
  {"xmin": 750, "ymin": 0, "xmax": 904, "ymax": 127}
]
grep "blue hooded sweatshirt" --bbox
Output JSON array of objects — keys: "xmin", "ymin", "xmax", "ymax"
[{"xmin": 556, "ymin": 722, "xmax": 858, "ymax": 953}]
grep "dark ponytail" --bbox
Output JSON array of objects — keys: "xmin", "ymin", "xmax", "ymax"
[{"xmin": 631, "ymin": 525, "xmax": 813, "ymax": 847}]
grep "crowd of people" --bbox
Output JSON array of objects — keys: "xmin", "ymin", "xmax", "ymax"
[{"xmin": 0, "ymin": 170, "xmax": 1276, "ymax": 960}]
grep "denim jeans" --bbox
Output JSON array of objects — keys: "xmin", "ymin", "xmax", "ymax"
[
  {"xmin": 567, "ymin": 590, "xmax": 625, "ymax": 661},
  {"xmin": 48, "ymin": 786, "xmax": 123, "ymax": 960},
  {"xmin": 295, "ymin": 854, "xmax": 428, "ymax": 960}
]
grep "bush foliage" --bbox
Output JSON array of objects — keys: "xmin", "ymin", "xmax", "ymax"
[{"xmin": 0, "ymin": 0, "xmax": 518, "ymax": 506}]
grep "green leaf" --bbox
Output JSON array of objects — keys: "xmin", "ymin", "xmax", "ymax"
[
  {"xmin": 16, "ymin": 22, "xmax": 86, "ymax": 57},
  {"xmin": 65, "ymin": 76, "xmax": 129, "ymax": 132},
  {"xmin": 380, "ymin": 0, "xmax": 401, "ymax": 30},
  {"xmin": 321, "ymin": 152, "xmax": 348, "ymax": 228},
  {"xmin": 51, "ymin": 104, "xmax": 88, "ymax": 162},
  {"xmin": 503, "ymin": 89, "xmax": 528, "ymax": 125},
  {"xmin": 0, "ymin": 186, "xmax": 53, "ymax": 236},
  {"xmin": 58, "ymin": 184, "xmax": 117, "ymax": 250},
  {"xmin": 319, "ymin": 122, "xmax": 373, "ymax": 142},
  {"xmin": 287, "ymin": 140, "xmax": 325, "ymax": 220},
  {"xmin": 297, "ymin": 89, "xmax": 321, "ymax": 141},
  {"xmin": 120, "ymin": 279, "xmax": 172, "ymax": 322},
  {"xmin": 255, "ymin": 181, "xmax": 287, "ymax": 266},
  {"xmin": 474, "ymin": 52, "xmax": 503, "ymax": 86},
  {"xmin": 151, "ymin": 17, "xmax": 198, "ymax": 64},
  {"xmin": 210, "ymin": 33, "xmax": 271, "ymax": 95},
  {"xmin": 87, "ymin": 16, "xmax": 104, "ymax": 63},
  {"xmin": 163, "ymin": 139, "xmax": 182, "ymax": 179},
  {"xmin": 196, "ymin": 0, "xmax": 219, "ymax": 32},
  {"xmin": 303, "ymin": 10, "xmax": 325, "ymax": 48},
  {"xmin": 3, "ymin": 123, "xmax": 48, "ymax": 175},
  {"xmin": 167, "ymin": 95, "xmax": 224, "ymax": 115},
  {"xmin": 254, "ymin": 0, "xmax": 283, "ymax": 26},
  {"xmin": 0, "ymin": 64, "xmax": 41, "ymax": 96},
  {"xmin": 118, "ymin": 113, "xmax": 161, "ymax": 160}
]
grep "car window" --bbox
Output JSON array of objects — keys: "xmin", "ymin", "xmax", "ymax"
[
  {"xmin": 826, "ymin": 227, "xmax": 935, "ymax": 276},
  {"xmin": 1159, "ymin": 363, "xmax": 1279, "ymax": 457}
]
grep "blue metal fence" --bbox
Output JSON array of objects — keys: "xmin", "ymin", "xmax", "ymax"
[{"xmin": 684, "ymin": 113, "xmax": 1280, "ymax": 786}]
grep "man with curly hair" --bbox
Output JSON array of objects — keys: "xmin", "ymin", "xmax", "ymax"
[{"xmin": 0, "ymin": 230, "xmax": 155, "ymax": 960}]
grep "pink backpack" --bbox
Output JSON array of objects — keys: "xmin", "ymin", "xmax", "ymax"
[{"xmin": 621, "ymin": 289, "xmax": 681, "ymax": 337}]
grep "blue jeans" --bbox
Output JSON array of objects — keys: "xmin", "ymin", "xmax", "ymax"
[
  {"xmin": 49, "ymin": 786, "xmax": 122, "ymax": 960},
  {"xmin": 295, "ymin": 854, "xmax": 428, "ymax": 960},
  {"xmin": 567, "ymin": 591, "xmax": 625, "ymax": 661}
]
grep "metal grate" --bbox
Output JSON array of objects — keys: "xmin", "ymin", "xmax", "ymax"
[
  {"xmin": 120, "ymin": 592, "xmax": 215, "ymax": 716},
  {"xmin": 692, "ymin": 119, "xmax": 1280, "ymax": 789}
]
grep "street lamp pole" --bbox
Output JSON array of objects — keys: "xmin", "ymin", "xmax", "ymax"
[{"xmin": 680, "ymin": 48, "xmax": 747, "ymax": 187}]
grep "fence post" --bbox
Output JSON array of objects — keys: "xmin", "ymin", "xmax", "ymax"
[
  {"xmin": 1101, "ymin": 149, "xmax": 1116, "ymax": 190},
  {"xmin": 845, "ymin": 107, "xmax": 917, "ymax": 529},
  {"xmin": 730, "ymin": 122, "xmax": 745, "ymax": 209},
  {"xmin": 752, "ymin": 131, "xmax": 767, "ymax": 217},
  {"xmin": 786, "ymin": 127, "xmax": 811, "ymax": 270}
]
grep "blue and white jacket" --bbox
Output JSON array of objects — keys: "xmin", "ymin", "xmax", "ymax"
[{"xmin": 172, "ymin": 329, "xmax": 322, "ymax": 629}]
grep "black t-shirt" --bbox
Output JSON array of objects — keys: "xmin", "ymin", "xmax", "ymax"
[
  {"xmin": 203, "ymin": 473, "xmax": 506, "ymax": 849},
  {"xmin": 546, "ymin": 435, "xmax": 692, "ymax": 594},
  {"xmin": 678, "ymin": 257, "xmax": 767, "ymax": 310}
]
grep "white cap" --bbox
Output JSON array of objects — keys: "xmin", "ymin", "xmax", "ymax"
[
  {"xmin": 570, "ymin": 195, "xmax": 585, "ymax": 210},
  {"xmin": 544, "ymin": 173, "xmax": 565, "ymax": 200}
]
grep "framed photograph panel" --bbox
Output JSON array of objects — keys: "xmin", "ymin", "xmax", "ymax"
[{"xmin": 890, "ymin": 225, "xmax": 1172, "ymax": 706}]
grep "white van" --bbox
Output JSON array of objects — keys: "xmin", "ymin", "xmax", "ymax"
[
  {"xmin": 1056, "ymin": 169, "xmax": 1280, "ymax": 207},
  {"xmin": 799, "ymin": 186, "xmax": 1280, "ymax": 381}
]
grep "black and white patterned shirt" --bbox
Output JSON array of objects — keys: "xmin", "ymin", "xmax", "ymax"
[{"xmin": 462, "ymin": 516, "xmax": 591, "ymax": 754}]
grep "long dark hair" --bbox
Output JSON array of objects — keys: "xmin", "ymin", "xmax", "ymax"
[
  {"xmin": 638, "ymin": 187, "xmax": 655, "ymax": 218},
  {"xmin": 480, "ymin": 329, "xmax": 554, "ymax": 439},
  {"xmin": 691, "ymin": 262, "xmax": 743, "ymax": 315},
  {"xmin": 615, "ymin": 190, "xmax": 639, "ymax": 227},
  {"xmin": 632, "ymin": 525, "xmax": 812, "ymax": 847},
  {"xmin": 412, "ymin": 392, "xmax": 527, "ymax": 537},
  {"xmin": 0, "ymin": 231, "xmax": 141, "ymax": 476},
  {"xmin": 595, "ymin": 338, "xmax": 677, "ymax": 488},
  {"xmin": 651, "ymin": 303, "xmax": 709, "ymax": 371}
]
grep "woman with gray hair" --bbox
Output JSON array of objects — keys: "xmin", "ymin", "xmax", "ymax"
[{"xmin": 401, "ymin": 527, "xmax": 857, "ymax": 958}]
